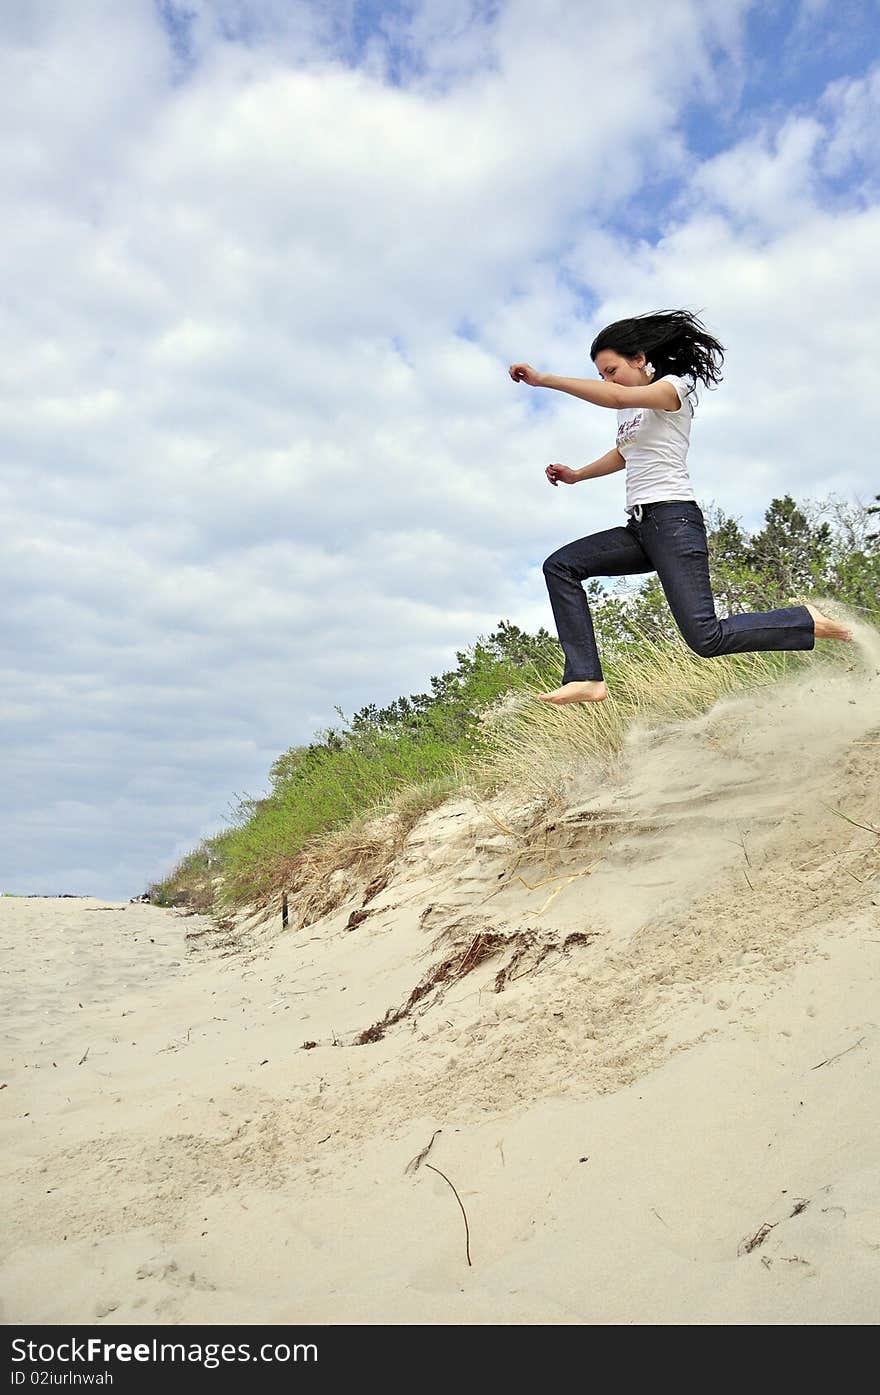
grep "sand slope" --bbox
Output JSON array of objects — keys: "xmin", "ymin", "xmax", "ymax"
[{"xmin": 2, "ymin": 638, "xmax": 879, "ymax": 1325}]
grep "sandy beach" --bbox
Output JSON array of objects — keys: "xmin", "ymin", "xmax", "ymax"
[{"xmin": 3, "ymin": 643, "xmax": 879, "ymax": 1325}]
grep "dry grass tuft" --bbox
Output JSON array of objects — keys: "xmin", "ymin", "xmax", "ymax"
[
  {"xmin": 471, "ymin": 637, "xmax": 812, "ymax": 801},
  {"xmin": 251, "ymin": 775, "xmax": 461, "ymax": 931}
]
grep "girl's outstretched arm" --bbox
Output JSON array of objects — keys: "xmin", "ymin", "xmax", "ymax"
[{"xmin": 509, "ymin": 362, "xmax": 679, "ymax": 411}]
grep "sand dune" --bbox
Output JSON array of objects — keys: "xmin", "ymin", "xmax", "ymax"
[{"xmin": 2, "ymin": 634, "xmax": 879, "ymax": 1324}]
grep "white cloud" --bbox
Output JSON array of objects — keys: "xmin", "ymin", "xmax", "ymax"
[
  {"xmin": 2, "ymin": 0, "xmax": 878, "ymax": 897},
  {"xmin": 819, "ymin": 61, "xmax": 880, "ymax": 186},
  {"xmin": 685, "ymin": 114, "xmax": 827, "ymax": 233}
]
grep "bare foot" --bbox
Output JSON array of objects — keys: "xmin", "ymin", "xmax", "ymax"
[
  {"xmin": 537, "ymin": 680, "xmax": 608, "ymax": 704},
  {"xmin": 805, "ymin": 604, "xmax": 853, "ymax": 642}
]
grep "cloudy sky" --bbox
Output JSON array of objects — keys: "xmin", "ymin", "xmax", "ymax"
[{"xmin": 2, "ymin": 0, "xmax": 879, "ymax": 898}]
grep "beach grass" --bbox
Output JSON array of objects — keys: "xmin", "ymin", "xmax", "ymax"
[{"xmin": 151, "ymin": 627, "xmax": 860, "ymax": 919}]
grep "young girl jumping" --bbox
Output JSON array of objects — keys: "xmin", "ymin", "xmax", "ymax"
[{"xmin": 509, "ymin": 309, "xmax": 851, "ymax": 704}]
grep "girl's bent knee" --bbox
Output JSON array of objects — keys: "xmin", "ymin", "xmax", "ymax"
[
  {"xmin": 685, "ymin": 631, "xmax": 722, "ymax": 659},
  {"xmin": 543, "ymin": 548, "xmax": 587, "ymax": 579}
]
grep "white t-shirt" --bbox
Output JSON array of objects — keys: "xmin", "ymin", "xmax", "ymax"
[{"xmin": 615, "ymin": 373, "xmax": 698, "ymax": 509}]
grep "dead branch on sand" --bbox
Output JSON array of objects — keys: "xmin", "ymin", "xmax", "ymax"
[
  {"xmin": 822, "ymin": 803, "xmax": 880, "ymax": 838},
  {"xmin": 425, "ymin": 1163, "xmax": 472, "ymax": 1266},
  {"xmin": 811, "ymin": 1036, "xmax": 865, "ymax": 1070}
]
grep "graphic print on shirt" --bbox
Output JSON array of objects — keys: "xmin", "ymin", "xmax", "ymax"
[{"xmin": 616, "ymin": 410, "xmax": 643, "ymax": 449}]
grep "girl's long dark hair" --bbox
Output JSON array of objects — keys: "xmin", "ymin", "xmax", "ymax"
[{"xmin": 590, "ymin": 309, "xmax": 725, "ymax": 389}]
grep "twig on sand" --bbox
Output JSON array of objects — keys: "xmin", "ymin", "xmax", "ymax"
[
  {"xmin": 404, "ymin": 1128, "xmax": 442, "ymax": 1175},
  {"xmin": 538, "ymin": 879, "xmax": 575, "ymax": 915},
  {"xmin": 821, "ymin": 803, "xmax": 880, "ymax": 838},
  {"xmin": 738, "ymin": 1221, "xmax": 777, "ymax": 1255},
  {"xmin": 425, "ymin": 1163, "xmax": 472, "ymax": 1266},
  {"xmin": 512, "ymin": 862, "xmax": 599, "ymax": 918},
  {"xmin": 515, "ymin": 863, "xmax": 594, "ymax": 893},
  {"xmin": 734, "ymin": 824, "xmax": 752, "ymax": 868},
  {"xmin": 538, "ymin": 864, "xmax": 599, "ymax": 914},
  {"xmin": 811, "ymin": 1036, "xmax": 865, "ymax": 1070},
  {"xmin": 77, "ymin": 1047, "xmax": 89, "ymax": 1066},
  {"xmin": 723, "ymin": 827, "xmax": 755, "ymax": 889},
  {"xmin": 458, "ymin": 933, "xmax": 487, "ymax": 977},
  {"xmin": 481, "ymin": 807, "xmax": 525, "ymax": 842}
]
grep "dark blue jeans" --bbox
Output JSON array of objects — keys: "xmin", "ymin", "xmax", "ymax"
[{"xmin": 542, "ymin": 500, "xmax": 815, "ymax": 682}]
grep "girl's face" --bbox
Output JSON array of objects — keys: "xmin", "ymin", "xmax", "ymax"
[{"xmin": 594, "ymin": 349, "xmax": 648, "ymax": 386}]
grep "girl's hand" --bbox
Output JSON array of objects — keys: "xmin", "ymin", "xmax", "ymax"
[
  {"xmin": 509, "ymin": 362, "xmax": 545, "ymax": 387},
  {"xmin": 546, "ymin": 463, "xmax": 578, "ymax": 486}
]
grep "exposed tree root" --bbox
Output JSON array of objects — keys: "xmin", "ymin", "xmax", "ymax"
[{"xmin": 351, "ymin": 924, "xmax": 596, "ymax": 1046}]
